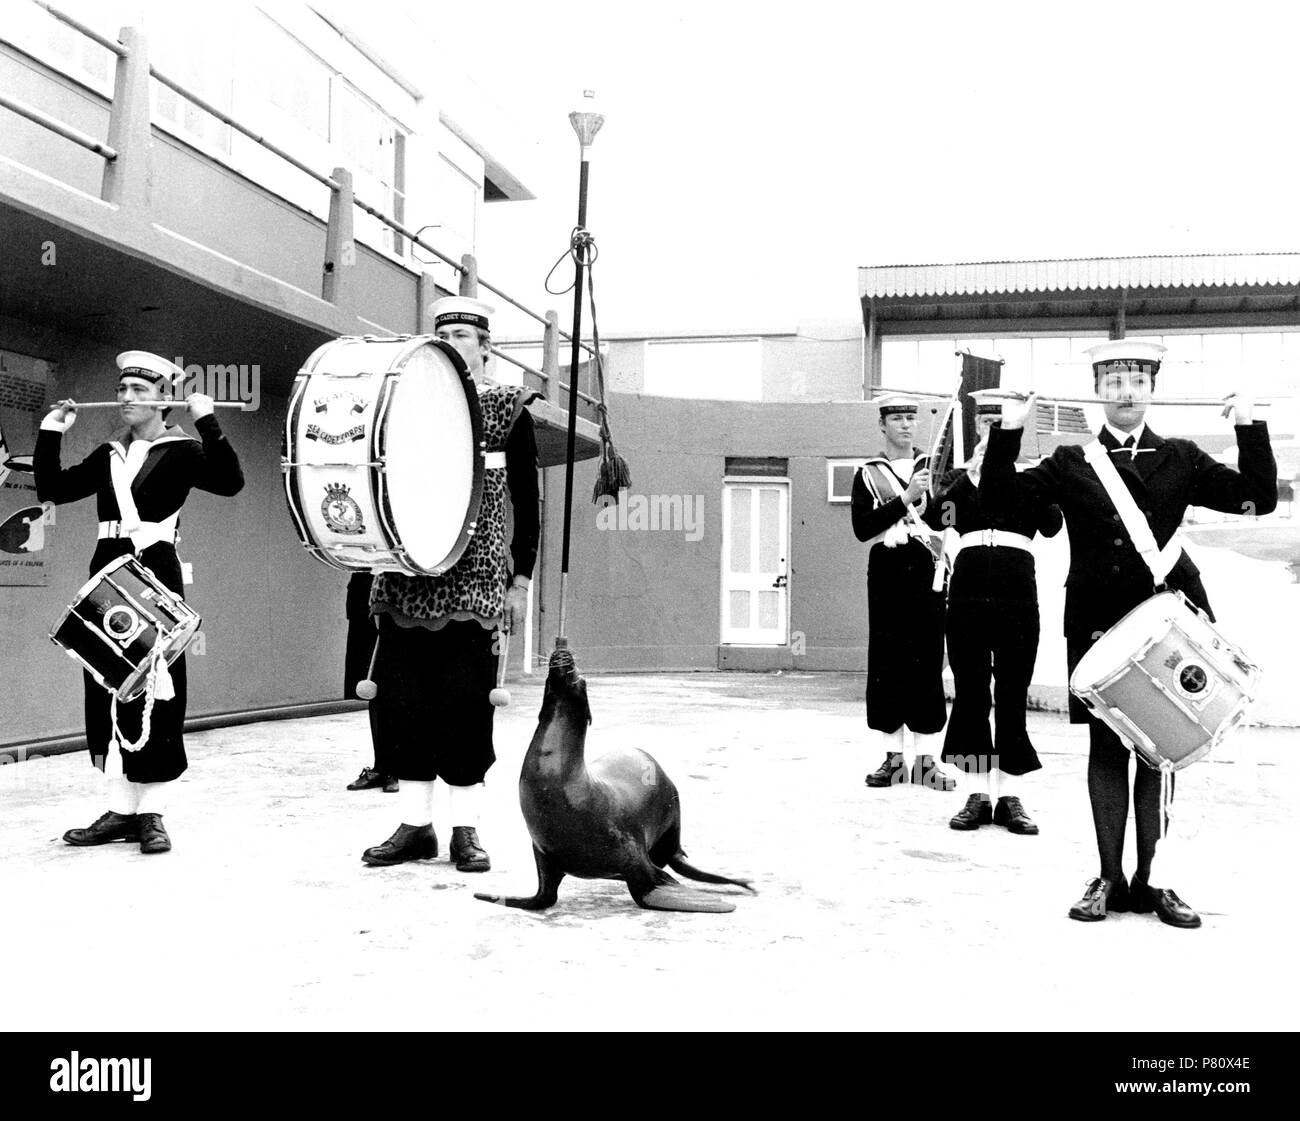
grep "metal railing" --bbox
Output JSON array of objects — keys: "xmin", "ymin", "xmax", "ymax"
[{"xmin": 3, "ymin": 3, "xmax": 599, "ymax": 406}]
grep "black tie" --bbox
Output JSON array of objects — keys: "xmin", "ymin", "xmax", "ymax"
[{"xmin": 1122, "ymin": 435, "xmax": 1135, "ymax": 459}]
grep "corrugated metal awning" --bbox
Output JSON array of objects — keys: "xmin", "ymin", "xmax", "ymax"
[{"xmin": 860, "ymin": 253, "xmax": 1300, "ymax": 300}]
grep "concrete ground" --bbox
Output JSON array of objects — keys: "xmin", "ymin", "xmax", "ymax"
[{"xmin": 1, "ymin": 670, "xmax": 1295, "ymax": 1033}]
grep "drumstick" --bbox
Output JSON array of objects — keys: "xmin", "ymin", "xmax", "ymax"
[
  {"xmin": 58, "ymin": 401, "xmax": 249, "ymax": 409},
  {"xmin": 489, "ymin": 629, "xmax": 511, "ymax": 708},
  {"xmin": 969, "ymin": 389, "xmax": 1284, "ymax": 408},
  {"xmin": 356, "ymin": 635, "xmax": 380, "ymax": 700}
]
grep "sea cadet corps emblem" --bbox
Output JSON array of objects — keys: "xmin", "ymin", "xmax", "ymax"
[
  {"xmin": 307, "ymin": 391, "xmax": 368, "ymax": 445},
  {"xmin": 322, "ymin": 482, "xmax": 365, "ymax": 535}
]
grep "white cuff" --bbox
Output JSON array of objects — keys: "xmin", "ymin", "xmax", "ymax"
[{"xmin": 40, "ymin": 417, "xmax": 69, "ymax": 432}]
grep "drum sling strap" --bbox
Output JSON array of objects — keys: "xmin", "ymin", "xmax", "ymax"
[
  {"xmin": 107, "ymin": 440, "xmax": 177, "ymax": 752},
  {"xmin": 1082, "ymin": 441, "xmax": 1183, "ymax": 586},
  {"xmin": 1082, "ymin": 439, "xmax": 1187, "ymax": 833}
]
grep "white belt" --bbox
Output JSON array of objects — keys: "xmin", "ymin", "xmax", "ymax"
[
  {"xmin": 98, "ymin": 520, "xmax": 177, "ymax": 546},
  {"xmin": 958, "ymin": 529, "xmax": 1033, "ymax": 553},
  {"xmin": 483, "ymin": 451, "xmax": 507, "ymax": 470}
]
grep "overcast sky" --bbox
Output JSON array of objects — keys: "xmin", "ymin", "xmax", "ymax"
[{"xmin": 419, "ymin": 0, "xmax": 1300, "ymax": 339}]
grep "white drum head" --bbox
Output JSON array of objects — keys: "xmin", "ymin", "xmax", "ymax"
[
  {"xmin": 383, "ymin": 342, "xmax": 481, "ymax": 572},
  {"xmin": 1071, "ymin": 592, "xmax": 1180, "ymax": 692}
]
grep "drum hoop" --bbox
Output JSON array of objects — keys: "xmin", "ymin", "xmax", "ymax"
[{"xmin": 374, "ymin": 335, "xmax": 486, "ymax": 576}]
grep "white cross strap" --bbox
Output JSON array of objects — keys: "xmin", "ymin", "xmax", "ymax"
[{"xmin": 1082, "ymin": 440, "xmax": 1182, "ymax": 585}]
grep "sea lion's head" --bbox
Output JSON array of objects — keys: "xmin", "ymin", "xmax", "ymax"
[{"xmin": 541, "ymin": 645, "xmax": 592, "ymax": 727}]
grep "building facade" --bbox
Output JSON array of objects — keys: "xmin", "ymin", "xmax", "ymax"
[{"xmin": 0, "ymin": 2, "xmax": 597, "ymax": 753}]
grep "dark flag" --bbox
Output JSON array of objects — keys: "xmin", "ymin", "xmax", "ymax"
[{"xmin": 929, "ymin": 352, "xmax": 1003, "ymax": 480}]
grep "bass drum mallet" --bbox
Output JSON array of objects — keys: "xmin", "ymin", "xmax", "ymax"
[
  {"xmin": 356, "ymin": 633, "xmax": 380, "ymax": 700},
  {"xmin": 490, "ymin": 628, "xmax": 511, "ymax": 707}
]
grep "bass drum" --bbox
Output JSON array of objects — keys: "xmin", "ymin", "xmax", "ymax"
[{"xmin": 283, "ymin": 335, "xmax": 485, "ymax": 575}]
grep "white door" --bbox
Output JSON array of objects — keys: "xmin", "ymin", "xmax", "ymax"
[{"xmin": 720, "ymin": 478, "xmax": 789, "ymax": 645}]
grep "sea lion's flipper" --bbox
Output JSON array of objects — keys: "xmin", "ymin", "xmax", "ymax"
[
  {"xmin": 668, "ymin": 852, "xmax": 756, "ymax": 894},
  {"xmin": 628, "ymin": 867, "xmax": 736, "ymax": 913},
  {"xmin": 635, "ymin": 884, "xmax": 737, "ymax": 913},
  {"xmin": 473, "ymin": 847, "xmax": 565, "ymax": 910}
]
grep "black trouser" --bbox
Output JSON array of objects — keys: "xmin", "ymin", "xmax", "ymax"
[
  {"xmin": 371, "ymin": 616, "xmax": 497, "ymax": 785},
  {"xmin": 941, "ymin": 549, "xmax": 1042, "ymax": 776},
  {"xmin": 866, "ymin": 540, "xmax": 947, "ymax": 735}
]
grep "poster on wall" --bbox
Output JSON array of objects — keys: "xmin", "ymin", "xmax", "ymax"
[{"xmin": 0, "ymin": 350, "xmax": 55, "ymax": 587}]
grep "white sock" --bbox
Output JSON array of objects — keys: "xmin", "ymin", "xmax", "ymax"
[
  {"xmin": 397, "ymin": 780, "xmax": 434, "ymax": 828},
  {"xmin": 875, "ymin": 728, "xmax": 906, "ymax": 757},
  {"xmin": 993, "ymin": 769, "xmax": 1020, "ymax": 800},
  {"xmin": 911, "ymin": 730, "xmax": 945, "ymax": 765},
  {"xmin": 105, "ymin": 755, "xmax": 138, "ymax": 815},
  {"xmin": 964, "ymin": 768, "xmax": 989, "ymax": 798},
  {"xmin": 447, "ymin": 782, "xmax": 484, "ymax": 828},
  {"xmin": 133, "ymin": 781, "xmax": 170, "ymax": 816}
]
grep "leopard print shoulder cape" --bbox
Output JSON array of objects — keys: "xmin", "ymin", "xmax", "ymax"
[{"xmin": 371, "ymin": 384, "xmax": 538, "ymax": 628}]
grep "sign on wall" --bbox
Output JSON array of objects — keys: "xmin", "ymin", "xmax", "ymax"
[{"xmin": 0, "ymin": 350, "xmax": 55, "ymax": 587}]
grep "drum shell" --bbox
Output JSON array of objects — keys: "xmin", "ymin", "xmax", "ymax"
[
  {"xmin": 48, "ymin": 555, "xmax": 201, "ymax": 702},
  {"xmin": 1069, "ymin": 591, "xmax": 1260, "ymax": 770},
  {"xmin": 282, "ymin": 335, "xmax": 485, "ymax": 576}
]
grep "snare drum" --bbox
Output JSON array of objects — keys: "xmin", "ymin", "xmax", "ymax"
[
  {"xmin": 50, "ymin": 554, "xmax": 201, "ymax": 702},
  {"xmin": 282, "ymin": 336, "xmax": 485, "ymax": 575},
  {"xmin": 1069, "ymin": 591, "xmax": 1260, "ymax": 771}
]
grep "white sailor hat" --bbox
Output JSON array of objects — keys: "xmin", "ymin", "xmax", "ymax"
[
  {"xmin": 428, "ymin": 296, "xmax": 495, "ymax": 332},
  {"xmin": 875, "ymin": 393, "xmax": 920, "ymax": 416},
  {"xmin": 973, "ymin": 398, "xmax": 1004, "ymax": 416},
  {"xmin": 116, "ymin": 351, "xmax": 185, "ymax": 390},
  {"xmin": 1084, "ymin": 340, "xmax": 1166, "ymax": 372}
]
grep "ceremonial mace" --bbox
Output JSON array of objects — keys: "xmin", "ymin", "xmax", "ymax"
[{"xmin": 555, "ymin": 91, "xmax": 605, "ymax": 654}]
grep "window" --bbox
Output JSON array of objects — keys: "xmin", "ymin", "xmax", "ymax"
[{"xmin": 826, "ymin": 459, "xmax": 861, "ymax": 504}]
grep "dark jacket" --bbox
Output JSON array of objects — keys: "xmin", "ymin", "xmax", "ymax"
[{"xmin": 978, "ymin": 421, "xmax": 1276, "ymax": 636}]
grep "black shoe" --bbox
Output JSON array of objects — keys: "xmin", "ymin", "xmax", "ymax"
[
  {"xmin": 1130, "ymin": 879, "xmax": 1202, "ymax": 929},
  {"xmin": 362, "ymin": 823, "xmax": 438, "ymax": 866},
  {"xmin": 382, "ymin": 776, "xmax": 399, "ymax": 793},
  {"xmin": 865, "ymin": 752, "xmax": 907, "ymax": 788},
  {"xmin": 137, "ymin": 813, "xmax": 172, "ymax": 854},
  {"xmin": 949, "ymin": 794, "xmax": 992, "ymax": 830},
  {"xmin": 449, "ymin": 826, "xmax": 491, "ymax": 872},
  {"xmin": 347, "ymin": 767, "xmax": 390, "ymax": 791},
  {"xmin": 63, "ymin": 811, "xmax": 139, "ymax": 846},
  {"xmin": 912, "ymin": 755, "xmax": 956, "ymax": 791},
  {"xmin": 994, "ymin": 795, "xmax": 1039, "ymax": 835},
  {"xmin": 1068, "ymin": 875, "xmax": 1130, "ymax": 922}
]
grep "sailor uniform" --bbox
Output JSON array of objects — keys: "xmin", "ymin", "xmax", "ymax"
[
  {"xmin": 980, "ymin": 417, "xmax": 1277, "ymax": 887},
  {"xmin": 35, "ymin": 414, "xmax": 244, "ymax": 781},
  {"xmin": 934, "ymin": 466, "xmax": 1062, "ymax": 777},
  {"xmin": 851, "ymin": 455, "xmax": 947, "ymax": 737}
]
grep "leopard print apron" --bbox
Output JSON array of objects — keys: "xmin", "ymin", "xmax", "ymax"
[{"xmin": 370, "ymin": 384, "xmax": 536, "ymax": 628}]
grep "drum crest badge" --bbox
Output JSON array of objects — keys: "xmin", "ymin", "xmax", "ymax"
[
  {"xmin": 322, "ymin": 482, "xmax": 365, "ymax": 535},
  {"xmin": 307, "ymin": 391, "xmax": 368, "ymax": 445}
]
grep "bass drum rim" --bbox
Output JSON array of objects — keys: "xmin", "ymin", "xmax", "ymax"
[
  {"xmin": 282, "ymin": 335, "xmax": 486, "ymax": 576},
  {"xmin": 375, "ymin": 335, "xmax": 486, "ymax": 576}
]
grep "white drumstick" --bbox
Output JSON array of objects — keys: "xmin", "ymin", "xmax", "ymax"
[{"xmin": 64, "ymin": 401, "xmax": 248, "ymax": 409}]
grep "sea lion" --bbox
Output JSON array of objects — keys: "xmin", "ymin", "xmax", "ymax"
[{"xmin": 474, "ymin": 646, "xmax": 753, "ymax": 913}]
